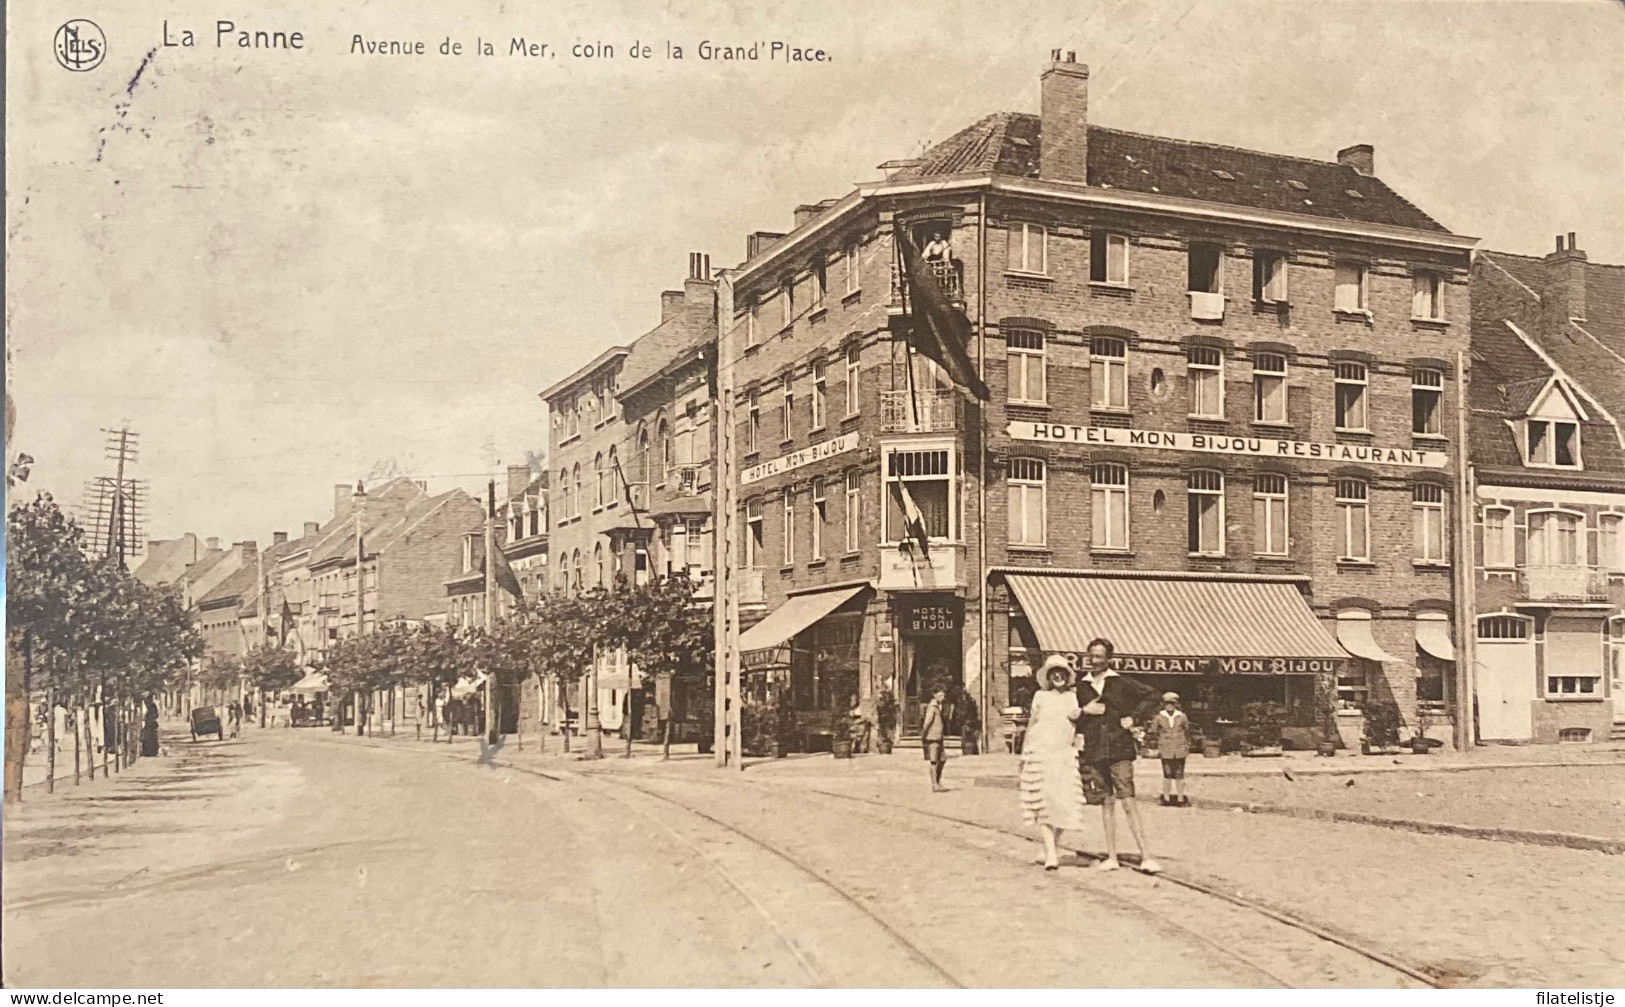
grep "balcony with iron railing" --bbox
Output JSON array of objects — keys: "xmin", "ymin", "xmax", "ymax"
[
  {"xmin": 1519, "ymin": 565, "xmax": 1611, "ymax": 603},
  {"xmin": 880, "ymin": 389, "xmax": 961, "ymax": 433},
  {"xmin": 889, "ymin": 258, "xmax": 965, "ymax": 315}
]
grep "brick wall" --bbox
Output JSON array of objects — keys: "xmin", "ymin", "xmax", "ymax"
[{"xmin": 378, "ymin": 492, "xmax": 484, "ymax": 622}]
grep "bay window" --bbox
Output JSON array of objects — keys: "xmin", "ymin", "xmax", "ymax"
[{"xmin": 884, "ymin": 446, "xmax": 955, "ymax": 543}]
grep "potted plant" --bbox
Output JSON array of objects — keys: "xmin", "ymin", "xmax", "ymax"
[
  {"xmin": 874, "ymin": 689, "xmax": 897, "ymax": 755},
  {"xmin": 1360, "ymin": 700, "xmax": 1402, "ymax": 755},
  {"xmin": 1409, "ymin": 708, "xmax": 1444, "ymax": 754},
  {"xmin": 1239, "ymin": 700, "xmax": 1285, "ymax": 757},
  {"xmin": 831, "ymin": 709, "xmax": 854, "ymax": 759}
]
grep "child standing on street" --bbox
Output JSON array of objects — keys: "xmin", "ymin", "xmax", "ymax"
[
  {"xmin": 1154, "ymin": 692, "xmax": 1190, "ymax": 806},
  {"xmin": 921, "ymin": 687, "xmax": 948, "ymax": 792}
]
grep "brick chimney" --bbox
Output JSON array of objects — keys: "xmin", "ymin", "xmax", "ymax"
[
  {"xmin": 660, "ymin": 290, "xmax": 684, "ymax": 322},
  {"xmin": 334, "ymin": 483, "xmax": 353, "ymax": 517},
  {"xmin": 746, "ymin": 231, "xmax": 787, "ymax": 260},
  {"xmin": 1543, "ymin": 232, "xmax": 1588, "ymax": 323},
  {"xmin": 236, "ymin": 541, "xmax": 257, "ymax": 562},
  {"xmin": 1338, "ymin": 144, "xmax": 1375, "ymax": 177},
  {"xmin": 273, "ymin": 531, "xmax": 288, "ymax": 546},
  {"xmin": 793, "ymin": 204, "xmax": 823, "ymax": 228},
  {"xmin": 303, "ymin": 520, "xmax": 320, "ymax": 537},
  {"xmin": 507, "ymin": 464, "xmax": 532, "ymax": 500},
  {"xmin": 684, "ymin": 252, "xmax": 714, "ymax": 332},
  {"xmin": 1040, "ymin": 49, "xmax": 1090, "ymax": 185},
  {"xmin": 205, "ymin": 537, "xmax": 220, "ymax": 552}
]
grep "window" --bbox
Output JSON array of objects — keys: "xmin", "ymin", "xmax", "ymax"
[
  {"xmin": 1187, "ymin": 470, "xmax": 1225, "ymax": 555},
  {"xmin": 1007, "ymin": 221, "xmax": 1047, "ymax": 274},
  {"xmin": 1253, "ymin": 251, "xmax": 1288, "ymax": 303},
  {"xmin": 1187, "ymin": 345, "xmax": 1224, "ymax": 418},
  {"xmin": 844, "ymin": 469, "xmax": 861, "ymax": 553},
  {"xmin": 559, "ymin": 468, "xmax": 570, "ymax": 521},
  {"xmin": 782, "ymin": 491, "xmax": 795, "ymax": 565},
  {"xmin": 1090, "ymin": 337, "xmax": 1128, "ymax": 410},
  {"xmin": 1335, "ymin": 263, "xmax": 1368, "ymax": 313},
  {"xmin": 1253, "ymin": 353, "xmax": 1287, "ymax": 423},
  {"xmin": 1007, "ymin": 330, "xmax": 1046, "ymax": 404},
  {"xmin": 885, "ymin": 448, "xmax": 953, "ymax": 542},
  {"xmin": 1007, "ymin": 457, "xmax": 1047, "ymax": 547},
  {"xmin": 1253, "ymin": 473, "xmax": 1289, "ymax": 556},
  {"xmin": 1548, "ymin": 676, "xmax": 1598, "ymax": 696},
  {"xmin": 565, "ymin": 400, "xmax": 580, "ymax": 439},
  {"xmin": 1483, "ymin": 507, "xmax": 1514, "ymax": 568},
  {"xmin": 658, "ymin": 419, "xmax": 672, "ymax": 484},
  {"xmin": 844, "ymin": 345, "xmax": 861, "ymax": 416},
  {"xmin": 1334, "ymin": 361, "xmax": 1369, "ymax": 431},
  {"xmin": 1413, "ymin": 483, "xmax": 1447, "ymax": 564},
  {"xmin": 1412, "ymin": 272, "xmax": 1444, "ymax": 320},
  {"xmin": 1336, "ymin": 479, "xmax": 1370, "ymax": 561},
  {"xmin": 1478, "ymin": 615, "xmax": 1529, "ymax": 641},
  {"xmin": 812, "ymin": 258, "xmax": 827, "ymax": 310},
  {"xmin": 530, "ymin": 502, "xmax": 541, "ymax": 536},
  {"xmin": 1090, "ymin": 232, "xmax": 1129, "ymax": 284},
  {"xmin": 845, "ymin": 242, "xmax": 860, "ymax": 294},
  {"xmin": 811, "ymin": 359, "xmax": 827, "ymax": 430},
  {"xmin": 1337, "ymin": 657, "xmax": 1368, "ymax": 710},
  {"xmin": 593, "ymin": 543, "xmax": 604, "ymax": 587},
  {"xmin": 1187, "ymin": 243, "xmax": 1223, "ymax": 293},
  {"xmin": 811, "ymin": 479, "xmax": 826, "ymax": 561},
  {"xmin": 1601, "ymin": 514, "xmax": 1623, "ymax": 572},
  {"xmin": 572, "ymin": 464, "xmax": 583, "ymax": 519},
  {"xmin": 780, "ymin": 372, "xmax": 794, "ymax": 442},
  {"xmin": 594, "ymin": 453, "xmax": 606, "ymax": 508},
  {"xmin": 1091, "ymin": 463, "xmax": 1129, "ymax": 550},
  {"xmin": 686, "ymin": 518, "xmax": 706, "ymax": 569},
  {"xmin": 1528, "ymin": 511, "xmax": 1582, "ymax": 566},
  {"xmin": 781, "ymin": 281, "xmax": 795, "ymax": 330},
  {"xmin": 510, "ymin": 509, "xmax": 523, "ymax": 541},
  {"xmin": 1412, "ymin": 369, "xmax": 1443, "ymax": 436},
  {"xmin": 1527, "ymin": 420, "xmax": 1580, "ymax": 468},
  {"xmin": 746, "ymin": 389, "xmax": 760, "ymax": 454},
  {"xmin": 745, "ymin": 499, "xmax": 763, "ymax": 570},
  {"xmin": 744, "ymin": 302, "xmax": 758, "ymax": 348}
]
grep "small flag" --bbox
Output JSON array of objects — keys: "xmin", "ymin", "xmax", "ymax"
[
  {"xmin": 895, "ymin": 227, "xmax": 990, "ymax": 401},
  {"xmin": 889, "ymin": 479, "xmax": 931, "ymax": 556},
  {"xmin": 489, "ymin": 541, "xmax": 523, "ymax": 600}
]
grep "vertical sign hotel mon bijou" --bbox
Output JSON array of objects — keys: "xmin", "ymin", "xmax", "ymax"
[{"xmin": 1005, "ymin": 421, "xmax": 1449, "ymax": 468}]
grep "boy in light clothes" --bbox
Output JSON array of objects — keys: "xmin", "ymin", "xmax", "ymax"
[{"xmin": 1154, "ymin": 692, "xmax": 1191, "ymax": 807}]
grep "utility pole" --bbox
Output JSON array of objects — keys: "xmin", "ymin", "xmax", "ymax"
[
  {"xmin": 484, "ymin": 479, "xmax": 500, "ymax": 745},
  {"xmin": 351, "ymin": 481, "xmax": 367, "ymax": 735},
  {"xmin": 712, "ymin": 270, "xmax": 743, "ymax": 769},
  {"xmin": 1452, "ymin": 352, "xmax": 1477, "ymax": 752},
  {"xmin": 83, "ymin": 427, "xmax": 144, "ymax": 566}
]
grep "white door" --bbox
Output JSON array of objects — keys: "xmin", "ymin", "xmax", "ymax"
[{"xmin": 1477, "ymin": 617, "xmax": 1535, "ymax": 741}]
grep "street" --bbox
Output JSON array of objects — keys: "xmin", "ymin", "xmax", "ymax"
[{"xmin": 5, "ymin": 726, "xmax": 1623, "ymax": 988}]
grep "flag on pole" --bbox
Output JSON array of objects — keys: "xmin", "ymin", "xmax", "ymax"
[
  {"xmin": 489, "ymin": 541, "xmax": 523, "ymax": 600},
  {"xmin": 279, "ymin": 599, "xmax": 293, "ymax": 646},
  {"xmin": 895, "ymin": 226, "xmax": 990, "ymax": 401},
  {"xmin": 888, "ymin": 479, "xmax": 931, "ymax": 556}
]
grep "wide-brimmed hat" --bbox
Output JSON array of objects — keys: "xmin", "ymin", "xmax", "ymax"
[{"xmin": 1038, "ymin": 655, "xmax": 1074, "ymax": 689}]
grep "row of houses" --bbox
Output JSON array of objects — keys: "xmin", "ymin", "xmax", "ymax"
[{"xmin": 139, "ymin": 53, "xmax": 1623, "ymax": 751}]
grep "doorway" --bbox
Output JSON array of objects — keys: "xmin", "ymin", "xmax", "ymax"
[
  {"xmin": 1477, "ymin": 615, "xmax": 1535, "ymax": 741},
  {"xmin": 902, "ymin": 634, "xmax": 961, "ymax": 734}
]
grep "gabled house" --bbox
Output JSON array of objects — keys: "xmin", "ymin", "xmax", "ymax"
[{"xmin": 1469, "ymin": 235, "xmax": 1625, "ymax": 744}]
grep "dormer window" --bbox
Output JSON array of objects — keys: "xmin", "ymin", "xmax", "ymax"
[{"xmin": 1527, "ymin": 420, "xmax": 1579, "ymax": 468}]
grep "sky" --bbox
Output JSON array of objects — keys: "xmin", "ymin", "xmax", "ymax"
[{"xmin": 6, "ymin": 0, "xmax": 1623, "ymax": 553}]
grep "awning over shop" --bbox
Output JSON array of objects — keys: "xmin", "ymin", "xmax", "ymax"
[
  {"xmin": 738, "ymin": 584, "xmax": 869, "ymax": 655},
  {"xmin": 451, "ymin": 675, "xmax": 486, "ymax": 697},
  {"xmin": 1004, "ymin": 573, "xmax": 1346, "ymax": 669},
  {"xmin": 288, "ymin": 672, "xmax": 330, "ymax": 694},
  {"xmin": 1414, "ymin": 618, "xmax": 1456, "ymax": 661},
  {"xmin": 1335, "ymin": 613, "xmax": 1401, "ymax": 664}
]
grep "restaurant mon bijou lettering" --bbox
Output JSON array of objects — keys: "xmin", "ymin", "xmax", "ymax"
[
  {"xmin": 1055, "ymin": 654, "xmax": 1344, "ymax": 675},
  {"xmin": 1006, "ymin": 422, "xmax": 1448, "ymax": 469}
]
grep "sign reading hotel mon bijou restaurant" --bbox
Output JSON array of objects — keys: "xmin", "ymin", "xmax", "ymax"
[
  {"xmin": 1007, "ymin": 422, "xmax": 1448, "ymax": 468},
  {"xmin": 1053, "ymin": 654, "xmax": 1344, "ymax": 674},
  {"xmin": 740, "ymin": 432, "xmax": 860, "ymax": 486}
]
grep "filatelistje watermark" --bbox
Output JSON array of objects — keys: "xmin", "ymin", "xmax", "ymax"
[{"xmin": 1535, "ymin": 993, "xmax": 1615, "ymax": 1005}]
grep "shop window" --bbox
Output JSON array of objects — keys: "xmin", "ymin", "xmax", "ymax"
[
  {"xmin": 1253, "ymin": 352, "xmax": 1286, "ymax": 423},
  {"xmin": 1337, "ymin": 661, "xmax": 1368, "ymax": 710},
  {"xmin": 1483, "ymin": 506, "xmax": 1514, "ymax": 568},
  {"xmin": 1334, "ymin": 362, "xmax": 1368, "ymax": 431},
  {"xmin": 1187, "ymin": 469, "xmax": 1225, "ymax": 555},
  {"xmin": 1188, "ymin": 345, "xmax": 1224, "ymax": 418},
  {"xmin": 1007, "ymin": 330, "xmax": 1047, "ymax": 404},
  {"xmin": 1253, "ymin": 473, "xmax": 1289, "ymax": 556},
  {"xmin": 1091, "ymin": 337, "xmax": 1128, "ymax": 410},
  {"xmin": 1091, "ymin": 463, "xmax": 1129, "ymax": 550},
  {"xmin": 1412, "ymin": 368, "xmax": 1443, "ymax": 436},
  {"xmin": 1336, "ymin": 479, "xmax": 1370, "ymax": 561},
  {"xmin": 1416, "ymin": 654, "xmax": 1448, "ymax": 704},
  {"xmin": 1412, "ymin": 483, "xmax": 1447, "ymax": 564},
  {"xmin": 885, "ymin": 447, "xmax": 954, "ymax": 543},
  {"xmin": 1007, "ymin": 457, "xmax": 1047, "ymax": 547}
]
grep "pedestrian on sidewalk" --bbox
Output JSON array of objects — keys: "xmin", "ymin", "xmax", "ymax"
[
  {"xmin": 1153, "ymin": 692, "xmax": 1191, "ymax": 807},
  {"xmin": 922, "ymin": 687, "xmax": 949, "ymax": 792},
  {"xmin": 847, "ymin": 694, "xmax": 871, "ymax": 754},
  {"xmin": 1076, "ymin": 638, "xmax": 1163, "ymax": 874},
  {"xmin": 1020, "ymin": 656, "xmax": 1090, "ymax": 870},
  {"xmin": 227, "ymin": 701, "xmax": 241, "ymax": 739}
]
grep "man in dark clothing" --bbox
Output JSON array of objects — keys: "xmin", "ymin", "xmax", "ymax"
[{"xmin": 1075, "ymin": 637, "xmax": 1163, "ymax": 874}]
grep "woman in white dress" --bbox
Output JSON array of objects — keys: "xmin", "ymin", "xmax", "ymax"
[{"xmin": 1020, "ymin": 655, "xmax": 1090, "ymax": 870}]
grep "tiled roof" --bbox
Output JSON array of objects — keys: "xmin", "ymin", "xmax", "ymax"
[
  {"xmin": 616, "ymin": 314, "xmax": 715, "ymax": 396},
  {"xmin": 132, "ymin": 534, "xmax": 201, "ymax": 586},
  {"xmin": 897, "ymin": 113, "xmax": 1448, "ymax": 233},
  {"xmin": 198, "ymin": 562, "xmax": 256, "ymax": 607}
]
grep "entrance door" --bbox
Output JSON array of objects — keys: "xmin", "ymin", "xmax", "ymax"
[
  {"xmin": 1477, "ymin": 616, "xmax": 1535, "ymax": 741},
  {"xmin": 903, "ymin": 635, "xmax": 960, "ymax": 734}
]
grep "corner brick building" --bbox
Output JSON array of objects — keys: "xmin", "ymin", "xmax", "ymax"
[
  {"xmin": 1469, "ymin": 237, "xmax": 1625, "ymax": 744},
  {"xmin": 721, "ymin": 53, "xmax": 1477, "ymax": 751}
]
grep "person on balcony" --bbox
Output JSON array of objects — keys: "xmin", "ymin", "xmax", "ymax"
[{"xmin": 923, "ymin": 229, "xmax": 952, "ymax": 263}]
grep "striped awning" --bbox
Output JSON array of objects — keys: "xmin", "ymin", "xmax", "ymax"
[
  {"xmin": 738, "ymin": 584, "xmax": 869, "ymax": 654},
  {"xmin": 1004, "ymin": 573, "xmax": 1347, "ymax": 667}
]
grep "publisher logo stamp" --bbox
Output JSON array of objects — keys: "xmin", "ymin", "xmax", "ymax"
[{"xmin": 54, "ymin": 19, "xmax": 106, "ymax": 71}]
